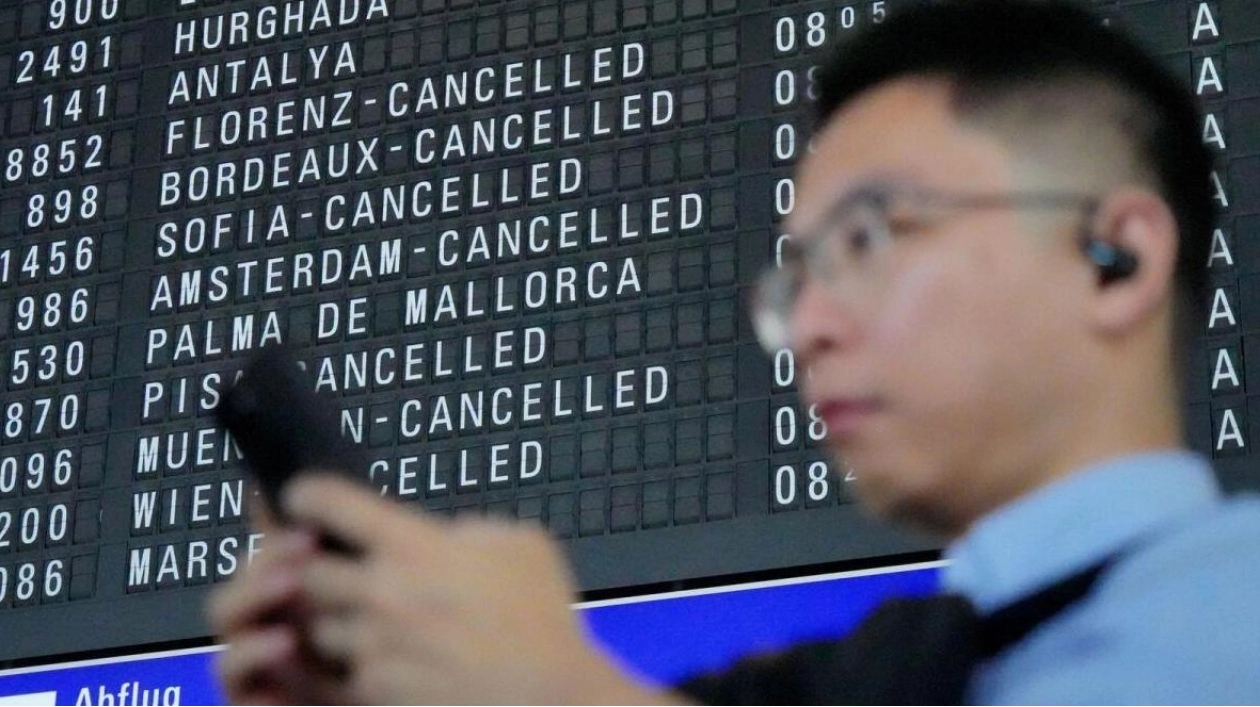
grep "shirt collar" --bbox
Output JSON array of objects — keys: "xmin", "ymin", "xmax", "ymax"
[{"xmin": 942, "ymin": 450, "xmax": 1221, "ymax": 613}]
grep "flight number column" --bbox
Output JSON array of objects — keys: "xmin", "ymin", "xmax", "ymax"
[{"xmin": 0, "ymin": 0, "xmax": 144, "ymax": 611}]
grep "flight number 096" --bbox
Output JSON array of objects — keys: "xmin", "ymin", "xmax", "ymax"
[{"xmin": 0, "ymin": 449, "xmax": 78, "ymax": 496}]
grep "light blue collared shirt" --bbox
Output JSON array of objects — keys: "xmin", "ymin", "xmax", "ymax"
[{"xmin": 944, "ymin": 450, "xmax": 1260, "ymax": 705}]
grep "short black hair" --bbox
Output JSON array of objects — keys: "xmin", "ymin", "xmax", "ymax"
[{"xmin": 814, "ymin": 0, "xmax": 1215, "ymax": 337}]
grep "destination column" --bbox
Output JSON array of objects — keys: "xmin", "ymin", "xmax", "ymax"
[{"xmin": 110, "ymin": 0, "xmax": 395, "ymax": 595}]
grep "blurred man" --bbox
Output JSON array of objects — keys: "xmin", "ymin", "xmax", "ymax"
[{"xmin": 209, "ymin": 1, "xmax": 1260, "ymax": 703}]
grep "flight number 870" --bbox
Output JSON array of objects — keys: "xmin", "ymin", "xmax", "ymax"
[{"xmin": 3, "ymin": 395, "xmax": 83, "ymax": 441}]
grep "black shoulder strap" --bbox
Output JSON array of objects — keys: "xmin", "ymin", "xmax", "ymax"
[
  {"xmin": 977, "ymin": 556, "xmax": 1113, "ymax": 658},
  {"xmin": 676, "ymin": 557, "xmax": 1116, "ymax": 705}
]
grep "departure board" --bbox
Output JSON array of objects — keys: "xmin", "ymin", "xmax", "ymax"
[{"xmin": 0, "ymin": 0, "xmax": 1255, "ymax": 665}]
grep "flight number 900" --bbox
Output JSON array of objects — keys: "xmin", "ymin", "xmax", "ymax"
[{"xmin": 47, "ymin": 0, "xmax": 119, "ymax": 30}]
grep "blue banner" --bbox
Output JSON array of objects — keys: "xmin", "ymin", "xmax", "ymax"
[
  {"xmin": 0, "ymin": 648, "xmax": 223, "ymax": 706},
  {"xmin": 0, "ymin": 562, "xmax": 941, "ymax": 705}
]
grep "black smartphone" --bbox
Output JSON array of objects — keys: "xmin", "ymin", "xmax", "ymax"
[{"xmin": 214, "ymin": 344, "xmax": 369, "ymax": 523}]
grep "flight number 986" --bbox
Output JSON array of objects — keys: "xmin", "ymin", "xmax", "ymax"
[{"xmin": 12, "ymin": 288, "xmax": 92, "ymax": 333}]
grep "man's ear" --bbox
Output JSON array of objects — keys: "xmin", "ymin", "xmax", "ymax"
[{"xmin": 1087, "ymin": 187, "xmax": 1178, "ymax": 335}]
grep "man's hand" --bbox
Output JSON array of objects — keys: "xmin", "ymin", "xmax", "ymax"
[
  {"xmin": 207, "ymin": 509, "xmax": 353, "ymax": 705},
  {"xmin": 280, "ymin": 474, "xmax": 667, "ymax": 705}
]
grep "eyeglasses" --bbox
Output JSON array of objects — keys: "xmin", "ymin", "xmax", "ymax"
[{"xmin": 751, "ymin": 183, "xmax": 1099, "ymax": 353}]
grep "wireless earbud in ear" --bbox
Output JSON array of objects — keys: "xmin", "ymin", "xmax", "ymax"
[{"xmin": 1080, "ymin": 239, "xmax": 1140, "ymax": 285}]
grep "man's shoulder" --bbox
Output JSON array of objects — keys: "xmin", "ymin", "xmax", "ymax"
[
  {"xmin": 1083, "ymin": 493, "xmax": 1260, "ymax": 654},
  {"xmin": 1104, "ymin": 493, "xmax": 1260, "ymax": 597},
  {"xmin": 985, "ymin": 497, "xmax": 1260, "ymax": 703}
]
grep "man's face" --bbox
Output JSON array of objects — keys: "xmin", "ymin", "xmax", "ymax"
[{"xmin": 788, "ymin": 78, "xmax": 1095, "ymax": 536}]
